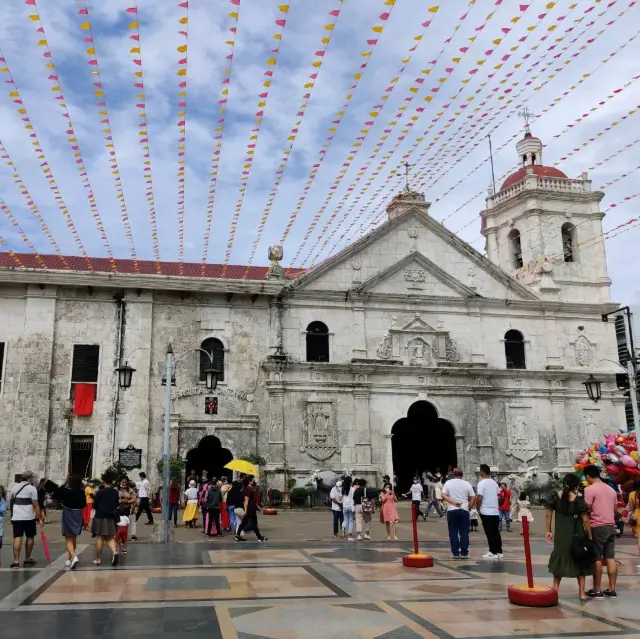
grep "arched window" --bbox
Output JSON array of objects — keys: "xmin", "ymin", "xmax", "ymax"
[
  {"xmin": 200, "ymin": 338, "xmax": 225, "ymax": 382},
  {"xmin": 306, "ymin": 321, "xmax": 329, "ymax": 362},
  {"xmin": 561, "ymin": 223, "xmax": 575, "ymax": 263},
  {"xmin": 504, "ymin": 330, "xmax": 526, "ymax": 369},
  {"xmin": 508, "ymin": 229, "xmax": 523, "ymax": 269}
]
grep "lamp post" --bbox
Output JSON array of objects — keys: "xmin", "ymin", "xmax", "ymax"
[{"xmin": 116, "ymin": 345, "xmax": 220, "ymax": 543}]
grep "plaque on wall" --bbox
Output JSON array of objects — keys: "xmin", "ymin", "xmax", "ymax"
[
  {"xmin": 205, "ymin": 396, "xmax": 219, "ymax": 415},
  {"xmin": 118, "ymin": 445, "xmax": 142, "ymax": 470}
]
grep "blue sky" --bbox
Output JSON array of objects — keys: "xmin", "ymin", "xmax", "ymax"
[{"xmin": 0, "ymin": 0, "xmax": 638, "ymax": 301}]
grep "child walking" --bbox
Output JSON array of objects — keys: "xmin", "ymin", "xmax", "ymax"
[
  {"xmin": 115, "ymin": 505, "xmax": 131, "ymax": 555},
  {"xmin": 469, "ymin": 507, "xmax": 479, "ymax": 532}
]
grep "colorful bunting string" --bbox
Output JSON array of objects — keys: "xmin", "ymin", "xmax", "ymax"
[
  {"xmin": 277, "ymin": 0, "xmax": 397, "ymax": 249},
  {"xmin": 0, "ymin": 139, "xmax": 66, "ymax": 265},
  {"xmin": 126, "ymin": 5, "xmax": 162, "ymax": 274},
  {"xmin": 302, "ymin": 2, "xmax": 486, "ymax": 268},
  {"xmin": 242, "ymin": 0, "xmax": 345, "ymax": 273},
  {"xmin": 23, "ymin": 0, "xmax": 118, "ymax": 270},
  {"xmin": 318, "ymin": 0, "xmax": 537, "ymax": 261},
  {"xmin": 221, "ymin": 3, "xmax": 290, "ymax": 273},
  {"xmin": 348, "ymin": 4, "xmax": 638, "ymax": 244},
  {"xmin": 419, "ymin": 1, "xmax": 635, "ymax": 218},
  {"xmin": 306, "ymin": 0, "xmax": 535, "ymax": 267},
  {"xmin": 175, "ymin": 0, "xmax": 189, "ymax": 274},
  {"xmin": 0, "ymin": 40, "xmax": 92, "ymax": 268},
  {"xmin": 0, "ymin": 235, "xmax": 24, "ymax": 268},
  {"xmin": 0, "ymin": 196, "xmax": 46, "ymax": 267},
  {"xmin": 75, "ymin": 0, "xmax": 139, "ymax": 269},
  {"xmin": 201, "ymin": 0, "xmax": 241, "ymax": 274}
]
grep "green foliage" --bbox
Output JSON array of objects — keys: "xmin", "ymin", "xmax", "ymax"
[
  {"xmin": 290, "ymin": 487, "xmax": 309, "ymax": 505},
  {"xmin": 239, "ymin": 453, "xmax": 267, "ymax": 467},
  {"xmin": 286, "ymin": 477, "xmax": 297, "ymax": 490},
  {"xmin": 156, "ymin": 456, "xmax": 185, "ymax": 479},
  {"xmin": 103, "ymin": 461, "xmax": 130, "ymax": 482}
]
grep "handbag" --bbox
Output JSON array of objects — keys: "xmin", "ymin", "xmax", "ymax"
[
  {"xmin": 570, "ymin": 512, "xmax": 598, "ymax": 562},
  {"xmin": 361, "ymin": 488, "xmax": 375, "ymax": 514}
]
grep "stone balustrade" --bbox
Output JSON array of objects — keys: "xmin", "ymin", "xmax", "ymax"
[{"xmin": 487, "ymin": 175, "xmax": 591, "ymax": 209}]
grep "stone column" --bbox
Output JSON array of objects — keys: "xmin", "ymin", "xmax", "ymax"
[
  {"xmin": 267, "ymin": 382, "xmax": 286, "ymax": 465},
  {"xmin": 351, "ymin": 300, "xmax": 367, "ymax": 360},
  {"xmin": 543, "ymin": 311, "xmax": 563, "ymax": 370},
  {"xmin": 384, "ymin": 434, "xmax": 394, "ymax": 480},
  {"xmin": 268, "ymin": 297, "xmax": 285, "ymax": 355},
  {"xmin": 354, "ymin": 387, "xmax": 372, "ymax": 465},
  {"xmin": 455, "ymin": 434, "xmax": 466, "ymax": 474},
  {"xmin": 468, "ymin": 304, "xmax": 485, "ymax": 363},
  {"xmin": 551, "ymin": 397, "xmax": 572, "ymax": 470},
  {"xmin": 475, "ymin": 398, "xmax": 494, "ymax": 465}
]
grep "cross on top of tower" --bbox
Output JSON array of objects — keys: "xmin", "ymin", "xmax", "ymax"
[
  {"xmin": 518, "ymin": 106, "xmax": 534, "ymax": 134},
  {"xmin": 403, "ymin": 161, "xmax": 413, "ymax": 191}
]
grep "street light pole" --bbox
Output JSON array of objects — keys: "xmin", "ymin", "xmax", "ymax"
[{"xmin": 162, "ymin": 344, "xmax": 173, "ymax": 544}]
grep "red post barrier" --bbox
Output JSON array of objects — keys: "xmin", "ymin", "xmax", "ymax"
[
  {"xmin": 522, "ymin": 516, "xmax": 534, "ymax": 589},
  {"xmin": 507, "ymin": 515, "xmax": 558, "ymax": 607},
  {"xmin": 402, "ymin": 501, "xmax": 433, "ymax": 568}
]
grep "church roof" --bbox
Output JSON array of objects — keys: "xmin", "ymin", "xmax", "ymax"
[
  {"xmin": 0, "ymin": 252, "xmax": 307, "ymax": 280},
  {"xmin": 500, "ymin": 165, "xmax": 568, "ymax": 191}
]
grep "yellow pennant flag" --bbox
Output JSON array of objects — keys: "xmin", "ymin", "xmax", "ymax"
[
  {"xmin": 129, "ymin": 20, "xmax": 138, "ymax": 29},
  {"xmin": 279, "ymin": 5, "xmax": 290, "ymax": 12},
  {"xmin": 428, "ymin": 5, "xmax": 439, "ymax": 12},
  {"xmin": 324, "ymin": 24, "xmax": 334, "ymax": 30},
  {"xmin": 177, "ymin": 44, "xmax": 187, "ymax": 53},
  {"xmin": 372, "ymin": 25, "xmax": 383, "ymax": 33},
  {"xmin": 179, "ymin": 16, "xmax": 188, "ymax": 24},
  {"xmin": 177, "ymin": 68, "xmax": 187, "ymax": 76},
  {"xmin": 80, "ymin": 21, "xmax": 91, "ymax": 30}
]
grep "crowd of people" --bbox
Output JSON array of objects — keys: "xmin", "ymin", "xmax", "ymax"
[{"xmin": 1, "ymin": 467, "xmax": 268, "ymax": 569}]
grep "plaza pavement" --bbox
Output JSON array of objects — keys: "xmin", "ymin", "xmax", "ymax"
[{"xmin": 2, "ymin": 502, "xmax": 640, "ymax": 638}]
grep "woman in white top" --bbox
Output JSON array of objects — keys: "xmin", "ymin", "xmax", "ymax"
[
  {"xmin": 182, "ymin": 480, "xmax": 199, "ymax": 528},
  {"xmin": 341, "ymin": 477, "xmax": 357, "ymax": 540}
]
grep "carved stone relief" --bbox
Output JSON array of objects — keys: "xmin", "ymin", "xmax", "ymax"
[
  {"xmin": 445, "ymin": 336, "xmax": 459, "ymax": 362},
  {"xmin": 404, "ymin": 266, "xmax": 426, "ymax": 284},
  {"xmin": 574, "ymin": 335, "xmax": 593, "ymax": 367},
  {"xmin": 376, "ymin": 332, "xmax": 393, "ymax": 359},
  {"xmin": 504, "ymin": 405, "xmax": 542, "ymax": 467},
  {"xmin": 301, "ymin": 398, "xmax": 339, "ymax": 461},
  {"xmin": 406, "ymin": 337, "xmax": 431, "ymax": 366},
  {"xmin": 579, "ymin": 407, "xmax": 600, "ymax": 445}
]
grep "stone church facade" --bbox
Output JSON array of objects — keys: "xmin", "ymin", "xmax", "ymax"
[{"xmin": 0, "ymin": 131, "xmax": 626, "ymax": 489}]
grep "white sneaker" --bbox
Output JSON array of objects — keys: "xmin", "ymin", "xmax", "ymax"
[
  {"xmin": 347, "ymin": 536, "xmax": 354, "ymax": 541},
  {"xmin": 70, "ymin": 556, "xmax": 79, "ymax": 570},
  {"xmin": 482, "ymin": 552, "xmax": 499, "ymax": 560},
  {"xmin": 497, "ymin": 553, "xmax": 504, "ymax": 560},
  {"xmin": 357, "ymin": 535, "xmax": 362, "ymax": 541},
  {"xmin": 64, "ymin": 560, "xmax": 72, "ymax": 568},
  {"xmin": 364, "ymin": 534, "xmax": 371, "ymax": 540}
]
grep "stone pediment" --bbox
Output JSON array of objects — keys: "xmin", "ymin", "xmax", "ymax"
[
  {"xmin": 395, "ymin": 315, "xmax": 437, "ymax": 333},
  {"xmin": 356, "ymin": 252, "xmax": 479, "ymax": 299},
  {"xmin": 288, "ymin": 205, "xmax": 539, "ymax": 302}
]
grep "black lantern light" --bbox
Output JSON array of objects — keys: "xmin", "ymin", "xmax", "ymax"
[
  {"xmin": 204, "ymin": 367, "xmax": 220, "ymax": 391},
  {"xmin": 116, "ymin": 362, "xmax": 136, "ymax": 390},
  {"xmin": 583, "ymin": 374, "xmax": 603, "ymax": 403}
]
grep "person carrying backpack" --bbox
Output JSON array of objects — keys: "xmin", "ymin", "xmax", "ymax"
[{"xmin": 205, "ymin": 481, "xmax": 222, "ymax": 537}]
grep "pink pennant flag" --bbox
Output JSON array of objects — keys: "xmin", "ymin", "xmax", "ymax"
[
  {"xmin": 126, "ymin": 7, "xmax": 137, "ymax": 13},
  {"xmin": 275, "ymin": 19, "xmax": 286, "ymax": 26},
  {"xmin": 78, "ymin": 7, "xmax": 88, "ymax": 14}
]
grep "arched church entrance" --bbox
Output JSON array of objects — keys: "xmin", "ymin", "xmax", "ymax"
[
  {"xmin": 391, "ymin": 401, "xmax": 457, "ymax": 494},
  {"xmin": 185, "ymin": 435, "xmax": 233, "ymax": 486}
]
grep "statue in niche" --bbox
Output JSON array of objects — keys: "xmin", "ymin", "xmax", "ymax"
[
  {"xmin": 311, "ymin": 405, "xmax": 330, "ymax": 443},
  {"xmin": 514, "ymin": 412, "xmax": 528, "ymax": 444},
  {"xmin": 377, "ymin": 332, "xmax": 393, "ymax": 359},
  {"xmin": 408, "ymin": 337, "xmax": 430, "ymax": 366},
  {"xmin": 445, "ymin": 336, "xmax": 460, "ymax": 362},
  {"xmin": 575, "ymin": 335, "xmax": 592, "ymax": 367}
]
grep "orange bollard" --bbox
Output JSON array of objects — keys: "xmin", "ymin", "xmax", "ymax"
[
  {"xmin": 507, "ymin": 516, "xmax": 558, "ymax": 607},
  {"xmin": 402, "ymin": 502, "xmax": 434, "ymax": 568}
]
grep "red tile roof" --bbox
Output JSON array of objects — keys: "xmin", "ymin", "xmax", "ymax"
[
  {"xmin": 0, "ymin": 252, "xmax": 307, "ymax": 280},
  {"xmin": 500, "ymin": 165, "xmax": 568, "ymax": 191}
]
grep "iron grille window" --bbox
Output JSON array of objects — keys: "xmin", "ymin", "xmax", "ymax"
[{"xmin": 200, "ymin": 338, "xmax": 225, "ymax": 382}]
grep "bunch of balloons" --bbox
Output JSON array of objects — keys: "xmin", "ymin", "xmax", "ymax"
[{"xmin": 574, "ymin": 431, "xmax": 639, "ymax": 489}]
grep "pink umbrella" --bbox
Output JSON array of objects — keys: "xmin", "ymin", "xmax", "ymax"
[{"xmin": 40, "ymin": 531, "xmax": 52, "ymax": 565}]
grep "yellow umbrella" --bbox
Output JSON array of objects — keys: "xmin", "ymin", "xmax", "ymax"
[{"xmin": 224, "ymin": 459, "xmax": 260, "ymax": 476}]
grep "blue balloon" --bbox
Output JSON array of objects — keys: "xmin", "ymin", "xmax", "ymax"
[{"xmin": 600, "ymin": 445, "xmax": 608, "ymax": 454}]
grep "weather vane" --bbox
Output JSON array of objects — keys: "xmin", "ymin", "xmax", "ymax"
[
  {"xmin": 518, "ymin": 106, "xmax": 534, "ymax": 133},
  {"xmin": 403, "ymin": 161, "xmax": 413, "ymax": 191}
]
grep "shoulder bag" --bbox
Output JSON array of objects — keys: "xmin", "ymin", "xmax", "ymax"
[
  {"xmin": 570, "ymin": 508, "xmax": 598, "ymax": 562},
  {"xmin": 9, "ymin": 484, "xmax": 28, "ymax": 514}
]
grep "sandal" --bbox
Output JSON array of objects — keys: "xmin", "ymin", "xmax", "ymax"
[{"xmin": 92, "ymin": 560, "xmax": 102, "ymax": 566}]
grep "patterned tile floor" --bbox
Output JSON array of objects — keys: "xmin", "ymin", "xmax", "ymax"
[{"xmin": 2, "ymin": 529, "xmax": 640, "ymax": 638}]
